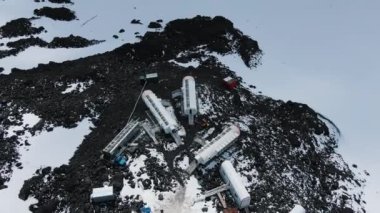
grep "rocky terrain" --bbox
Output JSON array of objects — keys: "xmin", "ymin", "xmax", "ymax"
[
  {"xmin": 34, "ymin": 0, "xmax": 73, "ymax": 4},
  {"xmin": 0, "ymin": 7, "xmax": 102, "ymax": 60},
  {"xmin": 0, "ymin": 15, "xmax": 368, "ymax": 213},
  {"xmin": 0, "ymin": 18, "xmax": 44, "ymax": 38},
  {"xmin": 131, "ymin": 19, "xmax": 143, "ymax": 25},
  {"xmin": 34, "ymin": 7, "xmax": 76, "ymax": 21},
  {"xmin": 0, "ymin": 35, "xmax": 102, "ymax": 59},
  {"xmin": 47, "ymin": 0, "xmax": 73, "ymax": 4},
  {"xmin": 148, "ymin": 21, "xmax": 162, "ymax": 29}
]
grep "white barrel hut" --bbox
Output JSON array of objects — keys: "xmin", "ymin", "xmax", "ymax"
[
  {"xmin": 219, "ymin": 160, "xmax": 250, "ymax": 209},
  {"xmin": 182, "ymin": 76, "xmax": 198, "ymax": 125},
  {"xmin": 90, "ymin": 186, "xmax": 115, "ymax": 203},
  {"xmin": 194, "ymin": 124, "xmax": 240, "ymax": 165},
  {"xmin": 142, "ymin": 90, "xmax": 181, "ymax": 144}
]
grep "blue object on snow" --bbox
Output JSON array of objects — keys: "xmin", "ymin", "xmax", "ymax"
[
  {"xmin": 140, "ymin": 205, "xmax": 151, "ymax": 213},
  {"xmin": 114, "ymin": 154, "xmax": 127, "ymax": 166}
]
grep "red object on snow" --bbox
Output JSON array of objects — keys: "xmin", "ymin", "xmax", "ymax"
[
  {"xmin": 223, "ymin": 208, "xmax": 239, "ymax": 213},
  {"xmin": 223, "ymin": 76, "xmax": 238, "ymax": 90}
]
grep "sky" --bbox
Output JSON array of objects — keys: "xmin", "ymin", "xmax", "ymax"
[{"xmin": 0, "ymin": 0, "xmax": 379, "ymax": 212}]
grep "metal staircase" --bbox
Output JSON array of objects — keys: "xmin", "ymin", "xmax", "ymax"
[
  {"xmin": 193, "ymin": 184, "xmax": 230, "ymax": 203},
  {"xmin": 103, "ymin": 120, "xmax": 140, "ymax": 155}
]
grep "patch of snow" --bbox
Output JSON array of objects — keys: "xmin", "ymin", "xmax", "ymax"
[
  {"xmin": 5, "ymin": 113, "xmax": 40, "ymax": 137},
  {"xmin": 289, "ymin": 205, "xmax": 306, "ymax": 213},
  {"xmin": 169, "ymin": 59, "xmax": 200, "ymax": 68},
  {"xmin": 0, "ymin": 118, "xmax": 93, "ymax": 213},
  {"xmin": 233, "ymin": 115, "xmax": 254, "ymax": 133},
  {"xmin": 176, "ymin": 155, "xmax": 189, "ymax": 171},
  {"xmin": 173, "ymin": 45, "xmax": 207, "ymax": 59},
  {"xmin": 61, "ymin": 80, "xmax": 93, "ymax": 94},
  {"xmin": 121, "ymin": 147, "xmax": 216, "ymax": 212},
  {"xmin": 122, "ymin": 151, "xmax": 166, "ymax": 211},
  {"xmin": 22, "ymin": 113, "xmax": 40, "ymax": 126},
  {"xmin": 198, "ymin": 85, "xmax": 215, "ymax": 115},
  {"xmin": 153, "ymin": 176, "xmax": 217, "ymax": 213},
  {"xmin": 331, "ymin": 179, "xmax": 365, "ymax": 213},
  {"xmin": 233, "ymin": 153, "xmax": 262, "ymax": 190},
  {"xmin": 128, "ymin": 154, "xmax": 148, "ymax": 179},
  {"xmin": 163, "ymin": 141, "xmax": 178, "ymax": 151}
]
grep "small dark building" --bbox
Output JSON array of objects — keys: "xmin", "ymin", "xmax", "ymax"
[{"xmin": 140, "ymin": 73, "xmax": 158, "ymax": 85}]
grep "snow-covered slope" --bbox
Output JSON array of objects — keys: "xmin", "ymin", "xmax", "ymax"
[{"xmin": 0, "ymin": 117, "xmax": 92, "ymax": 212}]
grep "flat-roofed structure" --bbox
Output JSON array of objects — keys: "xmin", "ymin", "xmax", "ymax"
[
  {"xmin": 90, "ymin": 186, "xmax": 115, "ymax": 203},
  {"xmin": 182, "ymin": 76, "xmax": 198, "ymax": 125},
  {"xmin": 139, "ymin": 73, "xmax": 158, "ymax": 85},
  {"xmin": 220, "ymin": 160, "xmax": 250, "ymax": 209},
  {"xmin": 142, "ymin": 90, "xmax": 181, "ymax": 144}
]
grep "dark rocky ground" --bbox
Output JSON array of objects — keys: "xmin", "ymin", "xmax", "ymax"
[
  {"xmin": 0, "ymin": 12, "xmax": 102, "ymax": 59},
  {"xmin": 0, "ymin": 35, "xmax": 103, "ymax": 59},
  {"xmin": 148, "ymin": 21, "xmax": 162, "ymax": 29},
  {"xmin": 0, "ymin": 16, "xmax": 367, "ymax": 213},
  {"xmin": 131, "ymin": 19, "xmax": 143, "ymax": 25},
  {"xmin": 0, "ymin": 18, "xmax": 44, "ymax": 38},
  {"xmin": 34, "ymin": 7, "xmax": 76, "ymax": 21},
  {"xmin": 48, "ymin": 0, "xmax": 73, "ymax": 4},
  {"xmin": 34, "ymin": 0, "xmax": 73, "ymax": 4},
  {"xmin": 48, "ymin": 35, "xmax": 103, "ymax": 48}
]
